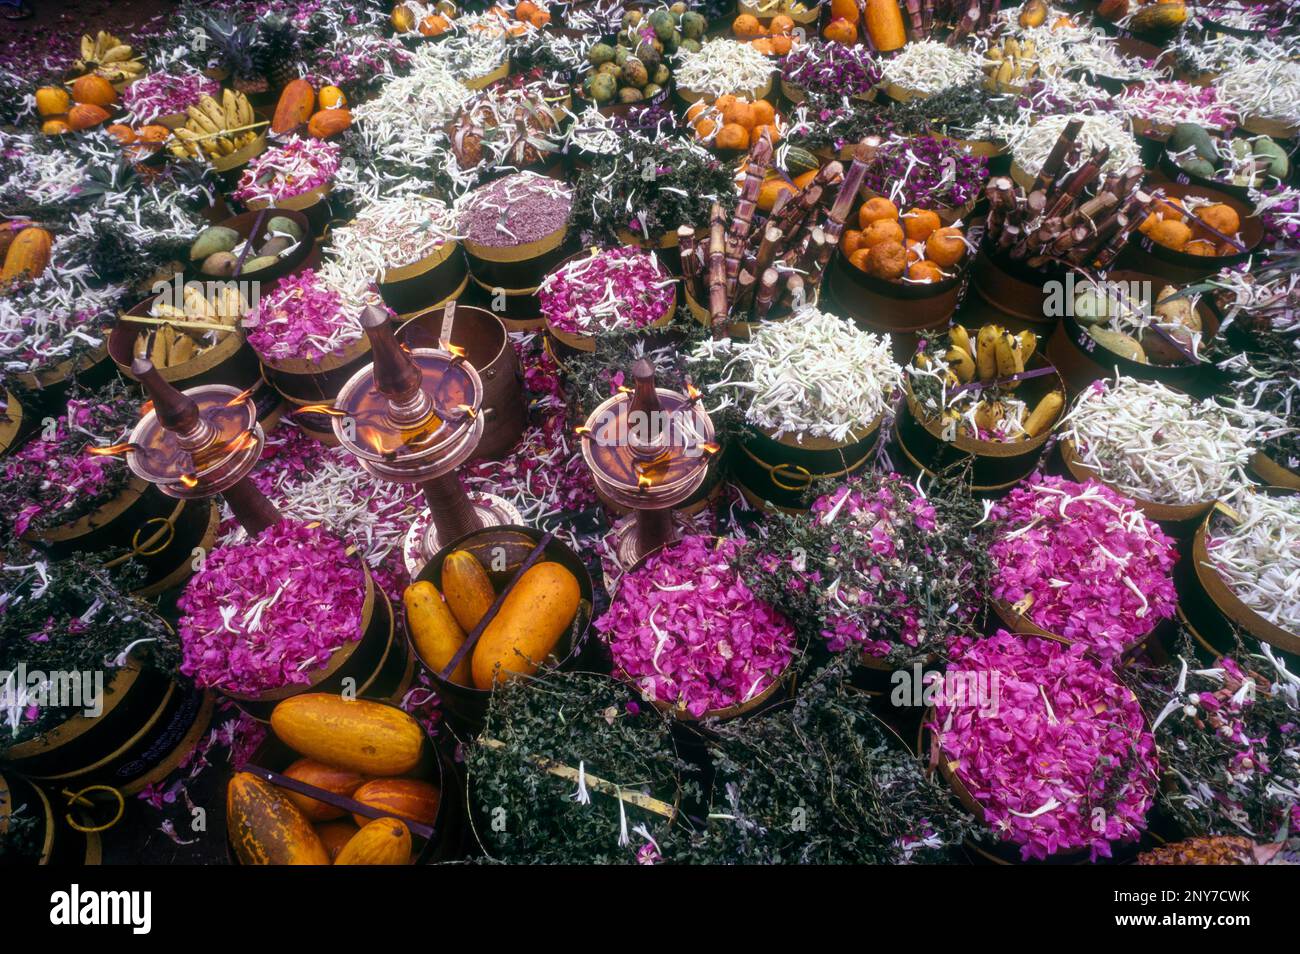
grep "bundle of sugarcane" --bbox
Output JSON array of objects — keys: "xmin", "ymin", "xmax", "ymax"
[
  {"xmin": 893, "ymin": 0, "xmax": 1004, "ymax": 46},
  {"xmin": 677, "ymin": 133, "xmax": 870, "ymax": 335},
  {"xmin": 982, "ymin": 118, "xmax": 1150, "ymax": 270}
]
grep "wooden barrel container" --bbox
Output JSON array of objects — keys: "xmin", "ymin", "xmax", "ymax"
[
  {"xmin": 0, "ymin": 660, "xmax": 214, "ymax": 797},
  {"xmin": 397, "ymin": 302, "xmax": 527, "ymax": 461},
  {"xmin": 464, "ymin": 274, "xmax": 546, "ymax": 331},
  {"xmin": 231, "ymin": 709, "xmax": 465, "ymax": 864},
  {"xmin": 1119, "ymin": 183, "xmax": 1263, "ymax": 284},
  {"xmin": 1059, "ymin": 437, "xmax": 1215, "ymax": 534},
  {"xmin": 0, "ymin": 771, "xmax": 102, "ymax": 865},
  {"xmin": 1177, "ymin": 500, "xmax": 1300, "ymax": 669},
  {"xmin": 0, "ymin": 389, "xmax": 23, "ymax": 457},
  {"xmin": 541, "ymin": 250, "xmax": 679, "ymax": 369},
  {"xmin": 406, "ymin": 525, "xmax": 594, "ymax": 733},
  {"xmin": 102, "ymin": 496, "xmax": 219, "ymax": 598},
  {"xmin": 825, "ymin": 247, "xmax": 966, "ymax": 361},
  {"xmin": 464, "ymin": 204, "xmax": 576, "ymax": 295},
  {"xmin": 970, "ymin": 242, "xmax": 1062, "ymax": 327},
  {"xmin": 894, "ymin": 354, "xmax": 1065, "ymax": 493},
  {"xmin": 110, "ymin": 299, "xmax": 263, "ymax": 395},
  {"xmin": 919, "ymin": 705, "xmax": 1154, "ymax": 865},
  {"xmin": 734, "ymin": 415, "xmax": 883, "ymax": 512},
  {"xmin": 1157, "ymin": 148, "xmax": 1257, "ymax": 205},
  {"xmin": 1248, "ymin": 451, "xmax": 1300, "ymax": 492},
  {"xmin": 21, "ymin": 473, "xmax": 181, "ymax": 561},
  {"xmin": 221, "ymin": 563, "xmax": 403, "ymax": 722},
  {"xmin": 378, "ymin": 241, "xmax": 470, "ymax": 319},
  {"xmin": 1044, "ymin": 270, "xmax": 1222, "ymax": 399},
  {"xmin": 259, "ymin": 332, "xmax": 372, "ymax": 406},
  {"xmin": 988, "ymin": 595, "xmax": 1172, "ymax": 663},
  {"xmin": 14, "ymin": 343, "xmax": 115, "ymax": 418},
  {"xmin": 682, "ymin": 284, "xmax": 753, "ymax": 339}
]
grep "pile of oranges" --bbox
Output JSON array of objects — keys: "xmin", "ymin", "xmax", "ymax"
[
  {"xmin": 687, "ymin": 95, "xmax": 781, "ymax": 152},
  {"xmin": 732, "ymin": 13, "xmax": 800, "ymax": 56},
  {"xmin": 822, "ymin": 0, "xmax": 860, "ymax": 45},
  {"xmin": 1138, "ymin": 197, "xmax": 1241, "ymax": 256},
  {"xmin": 841, "ymin": 197, "xmax": 968, "ymax": 283}
]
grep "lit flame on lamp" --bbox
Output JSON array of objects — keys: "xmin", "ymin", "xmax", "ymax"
[
  {"xmin": 294, "ymin": 403, "xmax": 349, "ymax": 418},
  {"xmin": 87, "ymin": 442, "xmax": 136, "ymax": 458},
  {"xmin": 225, "ymin": 384, "xmax": 259, "ymax": 408}
]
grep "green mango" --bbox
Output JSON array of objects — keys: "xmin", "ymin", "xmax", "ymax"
[
  {"xmin": 1168, "ymin": 123, "xmax": 1219, "ymax": 166},
  {"xmin": 1251, "ymin": 136, "xmax": 1290, "ymax": 181},
  {"xmin": 265, "ymin": 216, "xmax": 303, "ymax": 241},
  {"xmin": 241, "ymin": 255, "xmax": 280, "ymax": 273},
  {"xmin": 1178, "ymin": 156, "xmax": 1218, "ymax": 179},
  {"xmin": 190, "ymin": 226, "xmax": 240, "ymax": 261},
  {"xmin": 1087, "ymin": 327, "xmax": 1147, "ymax": 363}
]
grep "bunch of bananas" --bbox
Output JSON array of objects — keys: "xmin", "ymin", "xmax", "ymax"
[
  {"xmin": 916, "ymin": 324, "xmax": 1062, "ymax": 441},
  {"xmin": 150, "ymin": 281, "xmax": 248, "ymax": 325},
  {"xmin": 74, "ymin": 32, "xmax": 146, "ymax": 83},
  {"xmin": 168, "ymin": 91, "xmax": 260, "ymax": 161},
  {"xmin": 982, "ymin": 38, "xmax": 1038, "ymax": 92}
]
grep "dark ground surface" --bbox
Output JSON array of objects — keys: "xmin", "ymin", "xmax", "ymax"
[{"xmin": 0, "ymin": 0, "xmax": 180, "ymax": 59}]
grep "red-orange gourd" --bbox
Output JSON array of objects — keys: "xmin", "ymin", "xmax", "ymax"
[
  {"xmin": 864, "ymin": 0, "xmax": 907, "ymax": 52},
  {"xmin": 1, "ymin": 227, "xmax": 53, "ymax": 282},
  {"xmin": 307, "ymin": 108, "xmax": 352, "ymax": 138},
  {"xmin": 272, "ymin": 79, "xmax": 316, "ymax": 133}
]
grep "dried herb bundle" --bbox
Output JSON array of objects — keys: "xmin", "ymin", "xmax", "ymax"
[
  {"xmin": 691, "ymin": 662, "xmax": 979, "ymax": 864},
  {"xmin": 740, "ymin": 471, "xmax": 993, "ymax": 668},
  {"xmin": 0, "ymin": 544, "xmax": 180, "ymax": 745},
  {"xmin": 1127, "ymin": 633, "xmax": 1300, "ymax": 842},
  {"xmin": 573, "ymin": 136, "xmax": 735, "ymax": 245},
  {"xmin": 467, "ymin": 669, "xmax": 692, "ymax": 864}
]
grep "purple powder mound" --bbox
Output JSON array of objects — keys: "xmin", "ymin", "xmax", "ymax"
[{"xmin": 459, "ymin": 171, "xmax": 573, "ymax": 248}]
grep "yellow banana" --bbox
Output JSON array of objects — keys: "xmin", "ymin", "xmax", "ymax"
[
  {"xmin": 80, "ymin": 34, "xmax": 95, "ymax": 61},
  {"xmin": 222, "ymin": 89, "xmax": 238, "ymax": 129},
  {"xmin": 995, "ymin": 332, "xmax": 1023, "ymax": 383},
  {"xmin": 946, "ymin": 347, "xmax": 976, "ymax": 383},
  {"xmin": 101, "ymin": 44, "xmax": 133, "ymax": 64},
  {"xmin": 199, "ymin": 95, "xmax": 227, "ymax": 129},
  {"xmin": 950, "ymin": 324, "xmax": 972, "ymax": 357},
  {"xmin": 1017, "ymin": 330, "xmax": 1037, "ymax": 365},
  {"xmin": 186, "ymin": 105, "xmax": 219, "ymax": 135},
  {"xmin": 1024, "ymin": 391, "xmax": 1063, "ymax": 438},
  {"xmin": 976, "ymin": 324, "xmax": 1000, "ymax": 381}
]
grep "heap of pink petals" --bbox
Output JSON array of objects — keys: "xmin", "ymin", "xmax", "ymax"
[
  {"xmin": 935, "ymin": 631, "xmax": 1159, "ymax": 861},
  {"xmin": 806, "ymin": 480, "xmax": 946, "ymax": 656},
  {"xmin": 177, "ymin": 520, "xmax": 364, "ymax": 694},
  {"xmin": 989, "ymin": 475, "xmax": 1176, "ymax": 661},
  {"xmin": 597, "ymin": 535, "xmax": 795, "ymax": 717}
]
